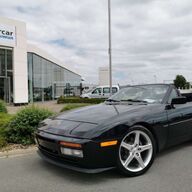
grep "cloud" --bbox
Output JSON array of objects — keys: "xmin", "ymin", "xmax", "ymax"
[{"xmin": 1, "ymin": 0, "xmax": 192, "ymax": 85}]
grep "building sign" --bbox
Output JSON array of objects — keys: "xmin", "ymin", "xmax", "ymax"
[{"xmin": 0, "ymin": 24, "xmax": 16, "ymax": 46}]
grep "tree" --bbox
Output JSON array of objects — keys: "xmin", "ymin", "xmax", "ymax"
[
  {"xmin": 174, "ymin": 75, "xmax": 187, "ymax": 89},
  {"xmin": 185, "ymin": 82, "xmax": 191, "ymax": 89}
]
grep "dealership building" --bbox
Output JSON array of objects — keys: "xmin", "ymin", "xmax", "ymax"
[{"xmin": 0, "ymin": 17, "xmax": 81, "ymax": 104}]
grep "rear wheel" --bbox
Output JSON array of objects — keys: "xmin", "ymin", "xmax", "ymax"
[{"xmin": 117, "ymin": 125, "xmax": 156, "ymax": 176}]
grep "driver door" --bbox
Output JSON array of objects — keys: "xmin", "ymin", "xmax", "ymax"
[{"xmin": 167, "ymin": 89, "xmax": 192, "ymax": 146}]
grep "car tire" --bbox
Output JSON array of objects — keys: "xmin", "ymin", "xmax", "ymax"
[{"xmin": 116, "ymin": 125, "xmax": 156, "ymax": 177}]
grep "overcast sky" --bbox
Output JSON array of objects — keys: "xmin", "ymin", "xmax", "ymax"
[{"xmin": 1, "ymin": 0, "xmax": 192, "ymax": 85}]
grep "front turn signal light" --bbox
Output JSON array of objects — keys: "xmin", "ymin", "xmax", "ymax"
[
  {"xmin": 100, "ymin": 140, "xmax": 118, "ymax": 147},
  {"xmin": 59, "ymin": 141, "xmax": 82, "ymax": 148}
]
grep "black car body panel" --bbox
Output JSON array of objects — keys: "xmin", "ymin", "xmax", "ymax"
[
  {"xmin": 37, "ymin": 150, "xmax": 115, "ymax": 173},
  {"xmin": 36, "ymin": 84, "xmax": 192, "ymax": 173},
  {"xmin": 56, "ymin": 103, "xmax": 147, "ymax": 124}
]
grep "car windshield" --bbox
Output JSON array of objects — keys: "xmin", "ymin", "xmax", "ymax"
[{"xmin": 108, "ymin": 84, "xmax": 169, "ymax": 104}]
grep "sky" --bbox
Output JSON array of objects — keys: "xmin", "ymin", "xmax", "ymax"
[{"xmin": 1, "ymin": 0, "xmax": 192, "ymax": 85}]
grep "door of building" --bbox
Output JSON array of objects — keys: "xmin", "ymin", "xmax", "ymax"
[
  {"xmin": 0, "ymin": 77, "xmax": 11, "ymax": 103},
  {"xmin": 0, "ymin": 48, "xmax": 13, "ymax": 103}
]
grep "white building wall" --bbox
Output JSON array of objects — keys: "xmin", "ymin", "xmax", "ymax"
[
  {"xmin": 99, "ymin": 67, "xmax": 109, "ymax": 86},
  {"xmin": 0, "ymin": 17, "xmax": 28, "ymax": 104}
]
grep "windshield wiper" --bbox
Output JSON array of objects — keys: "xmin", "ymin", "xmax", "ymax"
[
  {"xmin": 120, "ymin": 99, "xmax": 148, "ymax": 103},
  {"xmin": 106, "ymin": 99, "xmax": 120, "ymax": 102}
]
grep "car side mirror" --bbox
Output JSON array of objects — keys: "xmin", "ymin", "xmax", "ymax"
[{"xmin": 171, "ymin": 97, "xmax": 187, "ymax": 105}]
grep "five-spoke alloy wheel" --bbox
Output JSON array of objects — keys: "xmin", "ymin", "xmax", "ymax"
[{"xmin": 117, "ymin": 125, "xmax": 156, "ymax": 176}]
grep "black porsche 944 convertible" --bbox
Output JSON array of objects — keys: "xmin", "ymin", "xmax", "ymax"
[{"xmin": 36, "ymin": 84, "xmax": 191, "ymax": 176}]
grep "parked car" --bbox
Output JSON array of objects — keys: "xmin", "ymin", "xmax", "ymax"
[
  {"xmin": 36, "ymin": 84, "xmax": 191, "ymax": 176},
  {"xmin": 80, "ymin": 85, "xmax": 119, "ymax": 99}
]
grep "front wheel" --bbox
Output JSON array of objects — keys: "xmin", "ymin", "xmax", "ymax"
[{"xmin": 117, "ymin": 125, "xmax": 156, "ymax": 177}]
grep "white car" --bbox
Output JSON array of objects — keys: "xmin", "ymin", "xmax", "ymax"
[{"xmin": 81, "ymin": 85, "xmax": 119, "ymax": 99}]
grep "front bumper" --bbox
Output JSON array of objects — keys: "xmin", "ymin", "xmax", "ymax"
[
  {"xmin": 36, "ymin": 131, "xmax": 117, "ymax": 173},
  {"xmin": 37, "ymin": 150, "xmax": 114, "ymax": 173}
]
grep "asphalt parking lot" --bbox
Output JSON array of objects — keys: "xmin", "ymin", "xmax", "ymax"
[{"xmin": 0, "ymin": 143, "xmax": 192, "ymax": 192}]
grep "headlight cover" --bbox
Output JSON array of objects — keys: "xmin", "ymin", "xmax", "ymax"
[{"xmin": 60, "ymin": 147, "xmax": 83, "ymax": 158}]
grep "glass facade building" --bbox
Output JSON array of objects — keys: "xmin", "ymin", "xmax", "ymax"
[
  {"xmin": 0, "ymin": 17, "xmax": 82, "ymax": 104},
  {"xmin": 27, "ymin": 53, "xmax": 82, "ymax": 102}
]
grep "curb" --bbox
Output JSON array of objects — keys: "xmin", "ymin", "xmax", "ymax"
[{"xmin": 0, "ymin": 146, "xmax": 37, "ymax": 158}]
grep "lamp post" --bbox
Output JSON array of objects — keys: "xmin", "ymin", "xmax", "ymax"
[{"xmin": 108, "ymin": 0, "xmax": 112, "ymax": 96}]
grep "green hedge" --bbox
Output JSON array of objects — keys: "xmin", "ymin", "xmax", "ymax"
[
  {"xmin": 0, "ymin": 100, "xmax": 7, "ymax": 113},
  {"xmin": 0, "ymin": 113, "xmax": 13, "ymax": 148},
  {"xmin": 0, "ymin": 136, "xmax": 7, "ymax": 149},
  {"xmin": 57, "ymin": 96, "xmax": 105, "ymax": 104},
  {"xmin": 60, "ymin": 103, "xmax": 92, "ymax": 112},
  {"xmin": 5, "ymin": 106, "xmax": 53, "ymax": 145},
  {"xmin": 0, "ymin": 113, "xmax": 12, "ymax": 130}
]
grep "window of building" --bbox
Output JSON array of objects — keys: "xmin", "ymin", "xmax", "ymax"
[
  {"xmin": 0, "ymin": 49, "xmax": 13, "ymax": 103},
  {"xmin": 7, "ymin": 50, "xmax": 13, "ymax": 70},
  {"xmin": 0, "ymin": 49, "xmax": 5, "ymax": 76},
  {"xmin": 28, "ymin": 53, "xmax": 81, "ymax": 102}
]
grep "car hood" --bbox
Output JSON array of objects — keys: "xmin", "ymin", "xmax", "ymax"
[
  {"xmin": 56, "ymin": 103, "xmax": 146, "ymax": 124},
  {"xmin": 39, "ymin": 103, "xmax": 148, "ymax": 138}
]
